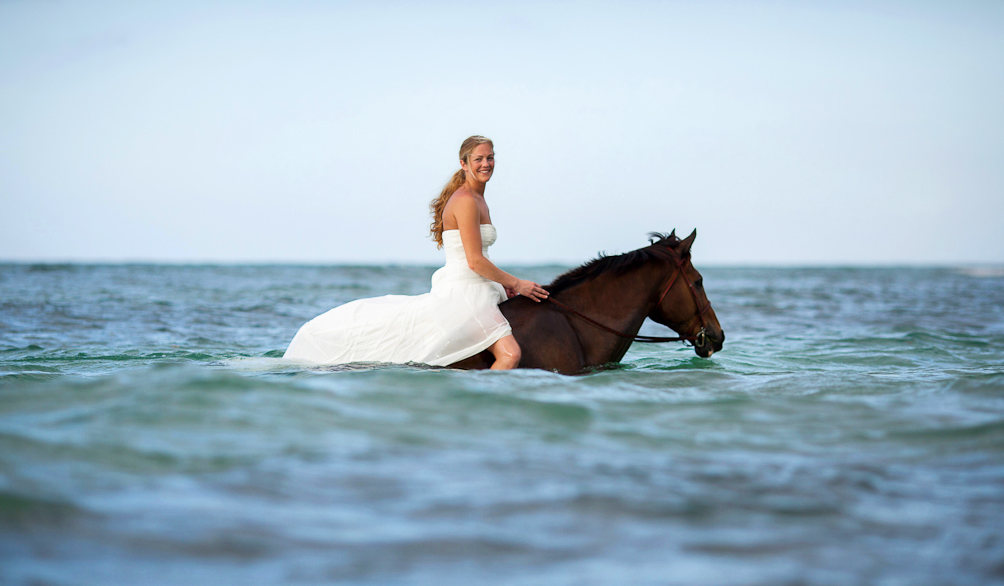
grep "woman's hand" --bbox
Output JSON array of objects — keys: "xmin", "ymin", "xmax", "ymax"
[
  {"xmin": 513, "ymin": 279, "xmax": 549, "ymax": 302},
  {"xmin": 504, "ymin": 286, "xmax": 518, "ymax": 299}
]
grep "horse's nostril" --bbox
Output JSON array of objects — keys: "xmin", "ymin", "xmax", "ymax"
[{"xmin": 702, "ymin": 330, "xmax": 724, "ymax": 353}]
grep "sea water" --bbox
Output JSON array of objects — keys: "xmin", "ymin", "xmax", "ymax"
[{"xmin": 1, "ymin": 264, "xmax": 1002, "ymax": 585}]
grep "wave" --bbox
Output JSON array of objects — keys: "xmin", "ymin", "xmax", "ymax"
[
  {"xmin": 954, "ymin": 267, "xmax": 1004, "ymax": 278},
  {"xmin": 0, "ymin": 490, "xmax": 87, "ymax": 529}
]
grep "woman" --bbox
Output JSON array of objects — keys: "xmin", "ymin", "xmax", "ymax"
[{"xmin": 283, "ymin": 135, "xmax": 548, "ymax": 369}]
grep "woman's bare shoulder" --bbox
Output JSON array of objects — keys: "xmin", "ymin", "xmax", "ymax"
[
  {"xmin": 443, "ymin": 190, "xmax": 481, "ymax": 230},
  {"xmin": 447, "ymin": 188, "xmax": 476, "ymax": 201},
  {"xmin": 444, "ymin": 190, "xmax": 479, "ymax": 212}
]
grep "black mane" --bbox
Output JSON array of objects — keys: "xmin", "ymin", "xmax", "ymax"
[{"xmin": 546, "ymin": 232, "xmax": 684, "ymax": 294}]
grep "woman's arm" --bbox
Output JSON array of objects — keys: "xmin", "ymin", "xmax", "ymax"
[{"xmin": 451, "ymin": 194, "xmax": 549, "ymax": 302}]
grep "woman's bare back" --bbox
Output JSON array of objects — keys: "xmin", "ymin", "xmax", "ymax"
[{"xmin": 442, "ymin": 189, "xmax": 492, "ymax": 231}]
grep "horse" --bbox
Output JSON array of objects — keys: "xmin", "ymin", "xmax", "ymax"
[{"xmin": 450, "ymin": 229, "xmax": 725, "ymax": 374}]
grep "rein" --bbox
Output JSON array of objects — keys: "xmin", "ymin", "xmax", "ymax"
[{"xmin": 544, "ymin": 256, "xmax": 710, "ymax": 345}]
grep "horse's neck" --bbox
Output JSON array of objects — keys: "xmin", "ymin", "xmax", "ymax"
[{"xmin": 558, "ymin": 266, "xmax": 661, "ymax": 366}]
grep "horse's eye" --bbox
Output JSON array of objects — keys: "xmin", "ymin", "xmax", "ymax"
[{"xmin": 695, "ymin": 279, "xmax": 703, "ymax": 288}]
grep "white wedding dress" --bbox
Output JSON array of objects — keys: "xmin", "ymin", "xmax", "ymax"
[{"xmin": 283, "ymin": 224, "xmax": 512, "ymax": 366}]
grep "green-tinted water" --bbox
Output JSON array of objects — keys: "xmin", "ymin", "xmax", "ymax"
[{"xmin": 2, "ymin": 264, "xmax": 1003, "ymax": 585}]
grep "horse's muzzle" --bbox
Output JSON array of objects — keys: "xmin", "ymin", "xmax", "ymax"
[{"xmin": 694, "ymin": 327, "xmax": 725, "ymax": 358}]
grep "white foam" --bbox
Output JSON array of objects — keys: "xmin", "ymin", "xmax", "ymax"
[{"xmin": 955, "ymin": 267, "xmax": 1004, "ymax": 278}]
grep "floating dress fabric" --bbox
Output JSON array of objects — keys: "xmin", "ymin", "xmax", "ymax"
[{"xmin": 283, "ymin": 224, "xmax": 512, "ymax": 366}]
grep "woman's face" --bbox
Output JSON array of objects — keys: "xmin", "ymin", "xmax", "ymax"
[{"xmin": 462, "ymin": 144, "xmax": 495, "ymax": 184}]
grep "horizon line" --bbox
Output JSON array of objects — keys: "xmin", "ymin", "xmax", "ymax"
[{"xmin": 2, "ymin": 259, "xmax": 1003, "ymax": 269}]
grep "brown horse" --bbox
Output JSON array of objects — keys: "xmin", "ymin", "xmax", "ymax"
[{"xmin": 450, "ymin": 229, "xmax": 725, "ymax": 374}]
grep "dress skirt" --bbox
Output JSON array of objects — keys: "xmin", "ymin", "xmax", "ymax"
[{"xmin": 283, "ymin": 225, "xmax": 512, "ymax": 367}]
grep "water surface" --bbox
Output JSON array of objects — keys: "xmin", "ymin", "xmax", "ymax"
[{"xmin": 2, "ymin": 264, "xmax": 1003, "ymax": 585}]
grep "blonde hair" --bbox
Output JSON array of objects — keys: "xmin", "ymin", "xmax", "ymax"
[{"xmin": 429, "ymin": 135, "xmax": 494, "ymax": 248}]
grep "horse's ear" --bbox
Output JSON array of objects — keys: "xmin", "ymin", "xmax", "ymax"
[
  {"xmin": 677, "ymin": 229, "xmax": 697, "ymax": 257},
  {"xmin": 669, "ymin": 229, "xmax": 676, "ymax": 241}
]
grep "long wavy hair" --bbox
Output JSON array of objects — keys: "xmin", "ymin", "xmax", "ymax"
[{"xmin": 429, "ymin": 135, "xmax": 494, "ymax": 248}]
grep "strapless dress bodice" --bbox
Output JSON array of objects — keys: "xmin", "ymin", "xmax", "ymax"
[{"xmin": 441, "ymin": 224, "xmax": 497, "ymax": 265}]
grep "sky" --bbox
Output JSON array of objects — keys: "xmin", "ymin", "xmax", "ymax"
[{"xmin": 1, "ymin": 0, "xmax": 1002, "ymax": 265}]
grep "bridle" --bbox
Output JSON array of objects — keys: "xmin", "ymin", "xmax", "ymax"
[{"xmin": 545, "ymin": 255, "xmax": 711, "ymax": 346}]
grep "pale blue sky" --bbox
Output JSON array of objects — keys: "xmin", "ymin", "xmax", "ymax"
[{"xmin": 2, "ymin": 0, "xmax": 1002, "ymax": 264}]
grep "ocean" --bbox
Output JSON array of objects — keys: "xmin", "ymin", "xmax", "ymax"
[{"xmin": 1, "ymin": 263, "xmax": 1003, "ymax": 585}]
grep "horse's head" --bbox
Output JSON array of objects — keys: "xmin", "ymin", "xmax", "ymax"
[{"xmin": 647, "ymin": 229, "xmax": 725, "ymax": 358}]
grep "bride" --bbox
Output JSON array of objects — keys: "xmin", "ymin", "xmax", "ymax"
[{"xmin": 283, "ymin": 135, "xmax": 549, "ymax": 369}]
